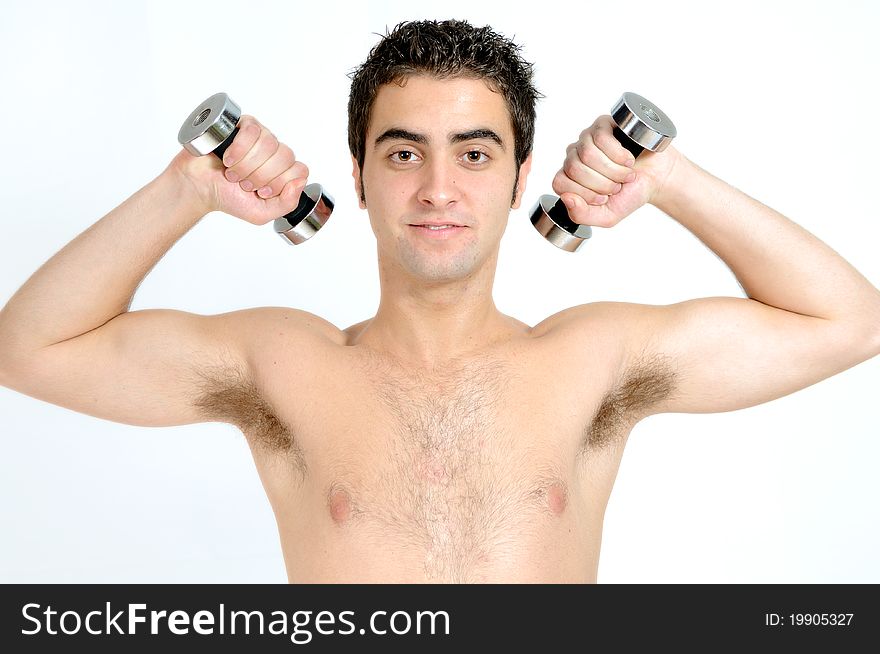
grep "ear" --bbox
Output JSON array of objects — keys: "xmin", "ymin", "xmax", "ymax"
[
  {"xmin": 511, "ymin": 153, "xmax": 533, "ymax": 210},
  {"xmin": 351, "ymin": 155, "xmax": 367, "ymax": 209}
]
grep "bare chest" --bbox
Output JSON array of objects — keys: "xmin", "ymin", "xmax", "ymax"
[{"xmin": 236, "ymin": 337, "xmax": 635, "ymax": 581}]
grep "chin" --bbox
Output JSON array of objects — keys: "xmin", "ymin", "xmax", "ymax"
[{"xmin": 403, "ymin": 251, "xmax": 480, "ymax": 283}]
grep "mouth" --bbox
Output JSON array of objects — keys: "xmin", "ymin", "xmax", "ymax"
[{"xmin": 408, "ymin": 223, "xmax": 469, "ymax": 239}]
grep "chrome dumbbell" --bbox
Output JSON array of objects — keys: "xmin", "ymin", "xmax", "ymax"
[
  {"xmin": 178, "ymin": 92, "xmax": 333, "ymax": 246},
  {"xmin": 530, "ymin": 91, "xmax": 677, "ymax": 252}
]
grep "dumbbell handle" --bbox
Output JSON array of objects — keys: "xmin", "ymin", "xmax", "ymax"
[
  {"xmin": 212, "ymin": 125, "xmax": 240, "ymax": 162},
  {"xmin": 613, "ymin": 126, "xmax": 645, "ymax": 160}
]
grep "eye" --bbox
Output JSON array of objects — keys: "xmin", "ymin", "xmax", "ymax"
[
  {"xmin": 464, "ymin": 150, "xmax": 489, "ymax": 164},
  {"xmin": 390, "ymin": 150, "xmax": 420, "ymax": 163}
]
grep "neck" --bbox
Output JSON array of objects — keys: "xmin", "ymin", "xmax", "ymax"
[{"xmin": 353, "ymin": 247, "xmax": 524, "ymax": 367}]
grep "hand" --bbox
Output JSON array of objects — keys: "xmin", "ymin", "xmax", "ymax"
[
  {"xmin": 169, "ymin": 115, "xmax": 310, "ymax": 225},
  {"xmin": 551, "ymin": 115, "xmax": 681, "ymax": 228}
]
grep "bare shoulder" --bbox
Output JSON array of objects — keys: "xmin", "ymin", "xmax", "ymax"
[
  {"xmin": 533, "ymin": 301, "xmax": 654, "ymax": 341},
  {"xmin": 206, "ymin": 305, "xmax": 346, "ymax": 389},
  {"xmin": 192, "ymin": 306, "xmax": 344, "ymax": 442},
  {"xmin": 220, "ymin": 306, "xmax": 346, "ymax": 349},
  {"xmin": 535, "ymin": 301, "xmax": 677, "ymax": 422},
  {"xmin": 535, "ymin": 301, "xmax": 669, "ymax": 373}
]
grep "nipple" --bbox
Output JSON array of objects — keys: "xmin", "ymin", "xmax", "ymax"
[
  {"xmin": 328, "ymin": 485, "xmax": 353, "ymax": 525},
  {"xmin": 546, "ymin": 481, "xmax": 568, "ymax": 515}
]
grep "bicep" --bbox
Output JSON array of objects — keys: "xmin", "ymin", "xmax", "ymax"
[
  {"xmin": 2, "ymin": 309, "xmax": 253, "ymax": 427},
  {"xmin": 630, "ymin": 296, "xmax": 869, "ymax": 416}
]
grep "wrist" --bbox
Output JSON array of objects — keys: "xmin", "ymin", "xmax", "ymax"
[
  {"xmin": 649, "ymin": 148, "xmax": 694, "ymax": 214},
  {"xmin": 161, "ymin": 149, "xmax": 218, "ymax": 217}
]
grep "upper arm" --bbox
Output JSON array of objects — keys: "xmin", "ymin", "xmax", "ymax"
[
  {"xmin": 618, "ymin": 296, "xmax": 877, "ymax": 416},
  {"xmin": 1, "ymin": 308, "xmax": 270, "ymax": 428}
]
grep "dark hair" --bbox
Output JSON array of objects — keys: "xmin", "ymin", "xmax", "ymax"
[{"xmin": 347, "ymin": 19, "xmax": 542, "ymax": 203}]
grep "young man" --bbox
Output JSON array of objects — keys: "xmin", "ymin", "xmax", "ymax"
[{"xmin": 1, "ymin": 20, "xmax": 879, "ymax": 583}]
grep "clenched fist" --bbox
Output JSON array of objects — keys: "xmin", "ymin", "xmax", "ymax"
[
  {"xmin": 169, "ymin": 115, "xmax": 310, "ymax": 225},
  {"xmin": 551, "ymin": 115, "xmax": 681, "ymax": 228}
]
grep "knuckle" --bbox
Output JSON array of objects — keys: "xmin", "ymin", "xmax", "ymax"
[
  {"xmin": 581, "ymin": 142, "xmax": 603, "ymax": 169},
  {"xmin": 611, "ymin": 145, "xmax": 629, "ymax": 164},
  {"xmin": 593, "ymin": 129, "xmax": 613, "ymax": 152},
  {"xmin": 551, "ymin": 169, "xmax": 568, "ymax": 192},
  {"xmin": 277, "ymin": 143, "xmax": 294, "ymax": 164},
  {"xmin": 294, "ymin": 161, "xmax": 309, "ymax": 179},
  {"xmin": 235, "ymin": 115, "xmax": 254, "ymax": 133},
  {"xmin": 263, "ymin": 133, "xmax": 279, "ymax": 153},
  {"xmin": 561, "ymin": 157, "xmax": 580, "ymax": 180},
  {"xmin": 242, "ymin": 120, "xmax": 260, "ymax": 140}
]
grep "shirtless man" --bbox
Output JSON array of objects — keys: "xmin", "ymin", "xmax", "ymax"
[{"xmin": 1, "ymin": 20, "xmax": 879, "ymax": 583}]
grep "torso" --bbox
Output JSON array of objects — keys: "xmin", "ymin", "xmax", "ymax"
[{"xmin": 202, "ymin": 305, "xmax": 670, "ymax": 583}]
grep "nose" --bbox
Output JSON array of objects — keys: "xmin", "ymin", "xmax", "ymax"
[{"xmin": 417, "ymin": 156, "xmax": 461, "ymax": 209}]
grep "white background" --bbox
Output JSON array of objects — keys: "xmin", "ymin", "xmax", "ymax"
[{"xmin": 1, "ymin": 0, "xmax": 878, "ymax": 583}]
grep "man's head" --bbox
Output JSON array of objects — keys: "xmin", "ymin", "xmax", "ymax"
[
  {"xmin": 348, "ymin": 19, "xmax": 540, "ymax": 206},
  {"xmin": 347, "ymin": 20, "xmax": 541, "ymax": 283}
]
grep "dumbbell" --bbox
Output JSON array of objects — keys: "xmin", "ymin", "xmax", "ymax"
[
  {"xmin": 177, "ymin": 92, "xmax": 334, "ymax": 246},
  {"xmin": 529, "ymin": 92, "xmax": 676, "ymax": 252}
]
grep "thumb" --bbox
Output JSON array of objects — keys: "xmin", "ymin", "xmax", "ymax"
[
  {"xmin": 560, "ymin": 192, "xmax": 607, "ymax": 226},
  {"xmin": 261, "ymin": 179, "xmax": 308, "ymax": 223}
]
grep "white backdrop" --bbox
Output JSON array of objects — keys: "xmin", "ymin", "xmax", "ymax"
[{"xmin": 1, "ymin": 0, "xmax": 878, "ymax": 583}]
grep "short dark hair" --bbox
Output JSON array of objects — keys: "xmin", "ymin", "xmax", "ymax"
[{"xmin": 347, "ymin": 19, "xmax": 542, "ymax": 204}]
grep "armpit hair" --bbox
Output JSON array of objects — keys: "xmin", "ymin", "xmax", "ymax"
[
  {"xmin": 192, "ymin": 362, "xmax": 306, "ymax": 474},
  {"xmin": 583, "ymin": 352, "xmax": 677, "ymax": 453}
]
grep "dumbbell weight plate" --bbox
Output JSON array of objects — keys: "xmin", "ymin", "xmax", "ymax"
[
  {"xmin": 178, "ymin": 92, "xmax": 241, "ymax": 158},
  {"xmin": 610, "ymin": 92, "xmax": 676, "ymax": 159}
]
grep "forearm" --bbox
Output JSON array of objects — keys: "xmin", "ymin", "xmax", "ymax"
[
  {"xmin": 0, "ymin": 166, "xmax": 206, "ymax": 353},
  {"xmin": 652, "ymin": 154, "xmax": 880, "ymax": 327}
]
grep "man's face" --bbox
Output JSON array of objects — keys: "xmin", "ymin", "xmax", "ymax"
[{"xmin": 353, "ymin": 75, "xmax": 531, "ymax": 284}]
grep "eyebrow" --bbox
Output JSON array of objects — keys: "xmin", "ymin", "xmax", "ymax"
[{"xmin": 373, "ymin": 127, "xmax": 505, "ymax": 150}]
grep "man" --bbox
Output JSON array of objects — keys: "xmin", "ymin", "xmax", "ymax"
[{"xmin": 1, "ymin": 19, "xmax": 878, "ymax": 583}]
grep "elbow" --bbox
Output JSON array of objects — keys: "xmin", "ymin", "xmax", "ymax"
[
  {"xmin": 0, "ymin": 341, "xmax": 33, "ymax": 389},
  {"xmin": 0, "ymin": 336, "xmax": 11, "ymax": 384},
  {"xmin": 0, "ymin": 356, "xmax": 14, "ymax": 390},
  {"xmin": 823, "ymin": 305, "xmax": 880, "ymax": 365},
  {"xmin": 839, "ymin": 288, "xmax": 880, "ymax": 356},
  {"xmin": 865, "ymin": 296, "xmax": 880, "ymax": 356},
  {"xmin": 0, "ymin": 348, "xmax": 20, "ymax": 389},
  {"xmin": 870, "ymin": 321, "xmax": 880, "ymax": 359},
  {"xmin": 854, "ymin": 304, "xmax": 880, "ymax": 359}
]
